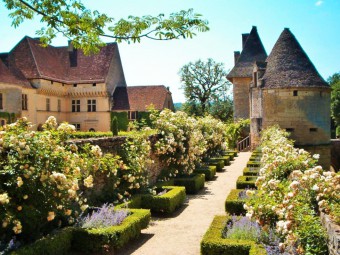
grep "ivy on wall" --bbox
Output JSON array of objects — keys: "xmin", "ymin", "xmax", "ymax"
[
  {"xmin": 0, "ymin": 112, "xmax": 16, "ymax": 123},
  {"xmin": 111, "ymin": 112, "xmax": 129, "ymax": 131}
]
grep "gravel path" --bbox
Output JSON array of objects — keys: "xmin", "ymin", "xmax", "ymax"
[{"xmin": 116, "ymin": 152, "xmax": 251, "ymax": 255}]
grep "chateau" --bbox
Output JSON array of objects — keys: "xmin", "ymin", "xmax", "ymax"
[
  {"xmin": 0, "ymin": 36, "xmax": 174, "ymax": 131},
  {"xmin": 228, "ymin": 27, "xmax": 331, "ymax": 169}
]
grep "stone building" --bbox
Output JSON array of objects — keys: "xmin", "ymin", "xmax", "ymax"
[
  {"xmin": 0, "ymin": 36, "xmax": 173, "ymax": 131},
  {"xmin": 250, "ymin": 28, "xmax": 331, "ymax": 168},
  {"xmin": 227, "ymin": 26, "xmax": 267, "ymax": 120}
]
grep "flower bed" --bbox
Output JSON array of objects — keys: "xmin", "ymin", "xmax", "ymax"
[
  {"xmin": 194, "ymin": 165, "xmax": 217, "ymax": 181},
  {"xmin": 236, "ymin": 176, "xmax": 257, "ymax": 189},
  {"xmin": 174, "ymin": 174, "xmax": 205, "ymax": 194},
  {"xmin": 200, "ymin": 215, "xmax": 267, "ymax": 255},
  {"xmin": 140, "ymin": 186, "xmax": 186, "ymax": 214},
  {"xmin": 71, "ymin": 209, "xmax": 151, "ymax": 253},
  {"xmin": 225, "ymin": 189, "xmax": 248, "ymax": 215},
  {"xmin": 242, "ymin": 167, "xmax": 260, "ymax": 176}
]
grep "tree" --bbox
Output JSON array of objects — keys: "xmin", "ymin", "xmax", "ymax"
[
  {"xmin": 3, "ymin": 0, "xmax": 209, "ymax": 54},
  {"xmin": 179, "ymin": 58, "xmax": 233, "ymax": 121},
  {"xmin": 328, "ymin": 72, "xmax": 340, "ymax": 126}
]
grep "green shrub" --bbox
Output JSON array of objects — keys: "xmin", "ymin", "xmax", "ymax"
[
  {"xmin": 236, "ymin": 176, "xmax": 257, "ymax": 189},
  {"xmin": 111, "ymin": 116, "xmax": 118, "ymax": 136},
  {"xmin": 225, "ymin": 189, "xmax": 247, "ymax": 215},
  {"xmin": 207, "ymin": 159, "xmax": 225, "ymax": 172},
  {"xmin": 71, "ymin": 209, "xmax": 150, "ymax": 253},
  {"xmin": 115, "ymin": 195, "xmax": 142, "ymax": 209},
  {"xmin": 211, "ymin": 156, "xmax": 230, "ymax": 166},
  {"xmin": 140, "ymin": 186, "xmax": 186, "ymax": 214},
  {"xmin": 200, "ymin": 215, "xmax": 267, "ymax": 255},
  {"xmin": 69, "ymin": 131, "xmax": 113, "ymax": 139},
  {"xmin": 111, "ymin": 112, "xmax": 129, "ymax": 131},
  {"xmin": 10, "ymin": 228, "xmax": 74, "ymax": 255},
  {"xmin": 246, "ymin": 161, "xmax": 261, "ymax": 168},
  {"xmin": 174, "ymin": 174, "xmax": 205, "ymax": 194},
  {"xmin": 224, "ymin": 150, "xmax": 238, "ymax": 157},
  {"xmin": 154, "ymin": 179, "xmax": 175, "ymax": 187},
  {"xmin": 194, "ymin": 165, "xmax": 216, "ymax": 181},
  {"xmin": 243, "ymin": 168, "xmax": 259, "ymax": 176}
]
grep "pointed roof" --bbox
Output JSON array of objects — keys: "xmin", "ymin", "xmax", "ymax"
[
  {"xmin": 261, "ymin": 28, "xmax": 329, "ymax": 88},
  {"xmin": 112, "ymin": 85, "xmax": 173, "ymax": 111},
  {"xmin": 6, "ymin": 36, "xmax": 119, "ymax": 84},
  {"xmin": 227, "ymin": 26, "xmax": 267, "ymax": 79}
]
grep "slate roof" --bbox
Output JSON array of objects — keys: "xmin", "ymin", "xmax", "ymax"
[
  {"xmin": 0, "ymin": 58, "xmax": 30, "ymax": 87},
  {"xmin": 227, "ymin": 26, "xmax": 267, "ymax": 79},
  {"xmin": 112, "ymin": 86, "xmax": 172, "ymax": 111},
  {"xmin": 261, "ymin": 28, "xmax": 329, "ymax": 89},
  {"xmin": 3, "ymin": 36, "xmax": 118, "ymax": 84}
]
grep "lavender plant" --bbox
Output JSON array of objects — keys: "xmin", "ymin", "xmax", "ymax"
[{"xmin": 78, "ymin": 203, "xmax": 129, "ymax": 229}]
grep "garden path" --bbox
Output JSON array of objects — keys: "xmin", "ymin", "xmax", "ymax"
[{"xmin": 116, "ymin": 152, "xmax": 252, "ymax": 255}]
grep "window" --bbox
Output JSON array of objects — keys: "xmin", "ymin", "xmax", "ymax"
[
  {"xmin": 310, "ymin": 128, "xmax": 318, "ymax": 132},
  {"xmin": 46, "ymin": 98, "xmax": 50, "ymax": 111},
  {"xmin": 87, "ymin": 99, "xmax": 96, "ymax": 112},
  {"xmin": 73, "ymin": 84, "xmax": 77, "ymax": 87},
  {"xmin": 128, "ymin": 111, "xmax": 138, "ymax": 120},
  {"xmin": 72, "ymin": 123, "xmax": 81, "ymax": 131},
  {"xmin": 286, "ymin": 128, "xmax": 295, "ymax": 132},
  {"xmin": 22, "ymin": 94, "xmax": 28, "ymax": 110},
  {"xmin": 0, "ymin": 93, "xmax": 3, "ymax": 110},
  {"xmin": 72, "ymin": 99, "xmax": 80, "ymax": 112},
  {"xmin": 253, "ymin": 71, "xmax": 258, "ymax": 87},
  {"xmin": 0, "ymin": 119, "xmax": 5, "ymax": 126},
  {"xmin": 50, "ymin": 81, "xmax": 53, "ymax": 85},
  {"xmin": 58, "ymin": 99, "xmax": 61, "ymax": 112},
  {"xmin": 293, "ymin": 90, "xmax": 298, "ymax": 96},
  {"xmin": 92, "ymin": 83, "xmax": 96, "ymax": 87}
]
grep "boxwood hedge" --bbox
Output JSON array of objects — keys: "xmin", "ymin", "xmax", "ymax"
[
  {"xmin": 225, "ymin": 189, "xmax": 247, "ymax": 215},
  {"xmin": 207, "ymin": 159, "xmax": 225, "ymax": 172},
  {"xmin": 174, "ymin": 174, "xmax": 205, "ymax": 194},
  {"xmin": 201, "ymin": 215, "xmax": 267, "ymax": 255},
  {"xmin": 194, "ymin": 165, "xmax": 217, "ymax": 181},
  {"xmin": 236, "ymin": 176, "xmax": 257, "ymax": 189},
  {"xmin": 243, "ymin": 167, "xmax": 260, "ymax": 176}
]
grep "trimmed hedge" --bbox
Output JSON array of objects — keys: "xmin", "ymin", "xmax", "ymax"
[
  {"xmin": 174, "ymin": 174, "xmax": 205, "ymax": 194},
  {"xmin": 116, "ymin": 195, "xmax": 142, "ymax": 209},
  {"xmin": 208, "ymin": 159, "xmax": 225, "ymax": 172},
  {"xmin": 243, "ymin": 167, "xmax": 260, "ymax": 176},
  {"xmin": 200, "ymin": 215, "xmax": 267, "ymax": 255},
  {"xmin": 71, "ymin": 209, "xmax": 150, "ymax": 253},
  {"xmin": 236, "ymin": 176, "xmax": 257, "ymax": 189},
  {"xmin": 140, "ymin": 186, "xmax": 186, "ymax": 214},
  {"xmin": 69, "ymin": 131, "xmax": 113, "ymax": 139},
  {"xmin": 246, "ymin": 161, "xmax": 261, "ymax": 168},
  {"xmin": 211, "ymin": 155, "xmax": 230, "ymax": 166},
  {"xmin": 11, "ymin": 228, "xmax": 74, "ymax": 255},
  {"xmin": 111, "ymin": 112, "xmax": 129, "ymax": 131},
  {"xmin": 225, "ymin": 189, "xmax": 247, "ymax": 215},
  {"xmin": 223, "ymin": 150, "xmax": 238, "ymax": 157},
  {"xmin": 194, "ymin": 165, "xmax": 217, "ymax": 181}
]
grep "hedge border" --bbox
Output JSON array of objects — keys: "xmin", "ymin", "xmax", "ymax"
[
  {"xmin": 208, "ymin": 159, "xmax": 225, "ymax": 172},
  {"xmin": 225, "ymin": 189, "xmax": 247, "ymax": 215},
  {"xmin": 194, "ymin": 165, "xmax": 217, "ymax": 181},
  {"xmin": 236, "ymin": 176, "xmax": 257, "ymax": 189},
  {"xmin": 243, "ymin": 167, "xmax": 260, "ymax": 176},
  {"xmin": 71, "ymin": 209, "xmax": 151, "ymax": 253},
  {"xmin": 140, "ymin": 186, "xmax": 186, "ymax": 214},
  {"xmin": 211, "ymin": 155, "xmax": 230, "ymax": 166},
  {"xmin": 224, "ymin": 150, "xmax": 238, "ymax": 157},
  {"xmin": 246, "ymin": 161, "xmax": 261, "ymax": 168},
  {"xmin": 200, "ymin": 215, "xmax": 267, "ymax": 255},
  {"xmin": 174, "ymin": 174, "xmax": 205, "ymax": 194}
]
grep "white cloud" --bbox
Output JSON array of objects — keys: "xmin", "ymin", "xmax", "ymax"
[{"xmin": 315, "ymin": 1, "xmax": 324, "ymax": 6}]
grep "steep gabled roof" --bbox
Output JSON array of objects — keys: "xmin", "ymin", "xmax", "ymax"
[
  {"xmin": 6, "ymin": 36, "xmax": 118, "ymax": 84},
  {"xmin": 261, "ymin": 28, "xmax": 329, "ymax": 88},
  {"xmin": 227, "ymin": 26, "xmax": 267, "ymax": 79},
  {"xmin": 112, "ymin": 85, "xmax": 172, "ymax": 111},
  {"xmin": 0, "ymin": 58, "xmax": 30, "ymax": 87}
]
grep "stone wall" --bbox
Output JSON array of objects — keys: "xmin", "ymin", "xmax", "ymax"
[
  {"xmin": 232, "ymin": 77, "xmax": 251, "ymax": 120},
  {"xmin": 299, "ymin": 144, "xmax": 331, "ymax": 171},
  {"xmin": 68, "ymin": 135, "xmax": 164, "ymax": 184},
  {"xmin": 320, "ymin": 212, "xmax": 340, "ymax": 255}
]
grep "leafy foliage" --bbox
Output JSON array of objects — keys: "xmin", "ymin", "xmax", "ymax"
[
  {"xmin": 328, "ymin": 72, "xmax": 340, "ymax": 126},
  {"xmin": 4, "ymin": 0, "xmax": 209, "ymax": 54},
  {"xmin": 179, "ymin": 58, "xmax": 233, "ymax": 121}
]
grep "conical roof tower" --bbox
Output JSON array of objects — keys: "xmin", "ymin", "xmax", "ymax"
[
  {"xmin": 227, "ymin": 26, "xmax": 267, "ymax": 79},
  {"xmin": 261, "ymin": 28, "xmax": 329, "ymax": 88}
]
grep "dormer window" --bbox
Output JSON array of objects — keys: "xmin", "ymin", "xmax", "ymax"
[
  {"xmin": 73, "ymin": 84, "xmax": 77, "ymax": 87},
  {"xmin": 93, "ymin": 83, "xmax": 96, "ymax": 87}
]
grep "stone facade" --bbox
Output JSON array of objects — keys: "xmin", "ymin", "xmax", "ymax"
[
  {"xmin": 320, "ymin": 212, "xmax": 340, "ymax": 255},
  {"xmin": 232, "ymin": 77, "xmax": 252, "ymax": 119}
]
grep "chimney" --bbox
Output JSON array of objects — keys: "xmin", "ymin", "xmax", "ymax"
[
  {"xmin": 242, "ymin": 33, "xmax": 249, "ymax": 49},
  {"xmin": 234, "ymin": 51, "xmax": 240, "ymax": 64},
  {"xmin": 68, "ymin": 41, "xmax": 77, "ymax": 67}
]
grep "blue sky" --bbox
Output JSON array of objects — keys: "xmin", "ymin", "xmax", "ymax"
[{"xmin": 1, "ymin": 0, "xmax": 340, "ymax": 102}]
